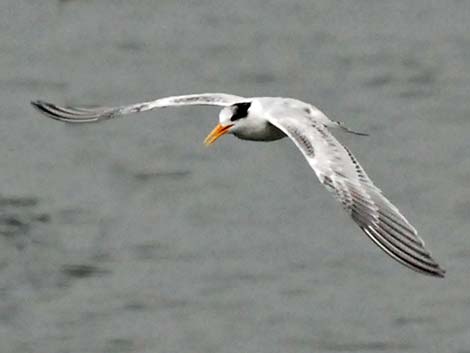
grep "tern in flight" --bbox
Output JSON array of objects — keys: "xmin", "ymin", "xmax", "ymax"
[{"xmin": 32, "ymin": 93, "xmax": 445, "ymax": 277}]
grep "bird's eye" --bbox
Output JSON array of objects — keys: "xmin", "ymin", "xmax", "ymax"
[{"xmin": 230, "ymin": 102, "xmax": 251, "ymax": 121}]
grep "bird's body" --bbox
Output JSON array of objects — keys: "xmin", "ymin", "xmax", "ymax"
[
  {"xmin": 32, "ymin": 93, "xmax": 445, "ymax": 277},
  {"xmin": 231, "ymin": 119, "xmax": 286, "ymax": 141},
  {"xmin": 225, "ymin": 97, "xmax": 341, "ymax": 141}
]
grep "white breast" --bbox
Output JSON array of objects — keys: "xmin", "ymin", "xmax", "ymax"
[{"xmin": 232, "ymin": 119, "xmax": 286, "ymax": 141}]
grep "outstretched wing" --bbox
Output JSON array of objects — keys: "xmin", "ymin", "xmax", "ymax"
[
  {"xmin": 31, "ymin": 93, "xmax": 245, "ymax": 123},
  {"xmin": 267, "ymin": 113, "xmax": 445, "ymax": 277}
]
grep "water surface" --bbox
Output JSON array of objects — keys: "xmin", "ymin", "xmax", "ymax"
[{"xmin": 1, "ymin": 1, "xmax": 469, "ymax": 352}]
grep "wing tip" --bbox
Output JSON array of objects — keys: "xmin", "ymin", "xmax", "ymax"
[
  {"xmin": 361, "ymin": 225, "xmax": 446, "ymax": 278},
  {"xmin": 30, "ymin": 99, "xmax": 46, "ymax": 111},
  {"xmin": 31, "ymin": 99, "xmax": 101, "ymax": 123},
  {"xmin": 31, "ymin": 99, "xmax": 62, "ymax": 120},
  {"xmin": 31, "ymin": 99, "xmax": 51, "ymax": 108},
  {"xmin": 429, "ymin": 263, "xmax": 446, "ymax": 278}
]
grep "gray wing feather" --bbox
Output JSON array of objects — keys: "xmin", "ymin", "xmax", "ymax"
[
  {"xmin": 268, "ymin": 115, "xmax": 445, "ymax": 277},
  {"xmin": 31, "ymin": 93, "xmax": 245, "ymax": 123}
]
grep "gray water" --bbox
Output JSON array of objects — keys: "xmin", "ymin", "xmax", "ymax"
[{"xmin": 1, "ymin": 1, "xmax": 469, "ymax": 352}]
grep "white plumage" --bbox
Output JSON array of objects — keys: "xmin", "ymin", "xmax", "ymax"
[{"xmin": 32, "ymin": 93, "xmax": 445, "ymax": 277}]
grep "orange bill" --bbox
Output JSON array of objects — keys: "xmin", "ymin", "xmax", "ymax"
[{"xmin": 204, "ymin": 123, "xmax": 233, "ymax": 145}]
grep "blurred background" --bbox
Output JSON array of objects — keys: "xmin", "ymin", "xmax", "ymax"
[{"xmin": 1, "ymin": 1, "xmax": 469, "ymax": 352}]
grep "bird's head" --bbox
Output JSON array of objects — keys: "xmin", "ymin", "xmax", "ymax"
[{"xmin": 204, "ymin": 102, "xmax": 252, "ymax": 145}]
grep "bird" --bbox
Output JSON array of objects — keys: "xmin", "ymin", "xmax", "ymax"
[{"xmin": 31, "ymin": 93, "xmax": 445, "ymax": 277}]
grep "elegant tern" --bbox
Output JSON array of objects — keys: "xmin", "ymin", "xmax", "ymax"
[{"xmin": 31, "ymin": 93, "xmax": 445, "ymax": 277}]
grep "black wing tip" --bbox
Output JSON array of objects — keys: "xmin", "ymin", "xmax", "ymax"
[
  {"xmin": 430, "ymin": 264, "xmax": 446, "ymax": 278},
  {"xmin": 31, "ymin": 99, "xmax": 51, "ymax": 107},
  {"xmin": 31, "ymin": 99, "xmax": 65, "ymax": 121},
  {"xmin": 31, "ymin": 99, "xmax": 55, "ymax": 115},
  {"xmin": 31, "ymin": 99, "xmax": 111, "ymax": 123},
  {"xmin": 407, "ymin": 246, "xmax": 446, "ymax": 278},
  {"xmin": 361, "ymin": 225, "xmax": 446, "ymax": 278},
  {"xmin": 30, "ymin": 99, "xmax": 45, "ymax": 110},
  {"xmin": 404, "ymin": 255, "xmax": 446, "ymax": 278},
  {"xmin": 31, "ymin": 99, "xmax": 51, "ymax": 115}
]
